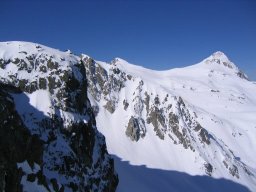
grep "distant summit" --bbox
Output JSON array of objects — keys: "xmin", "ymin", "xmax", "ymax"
[
  {"xmin": 204, "ymin": 51, "xmax": 236, "ymax": 68},
  {"xmin": 201, "ymin": 51, "xmax": 248, "ymax": 79}
]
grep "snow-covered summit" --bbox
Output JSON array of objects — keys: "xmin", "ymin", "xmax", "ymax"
[
  {"xmin": 83, "ymin": 50, "xmax": 256, "ymax": 192},
  {"xmin": 203, "ymin": 51, "xmax": 235, "ymax": 68},
  {"xmin": 210, "ymin": 51, "xmax": 231, "ymax": 62}
]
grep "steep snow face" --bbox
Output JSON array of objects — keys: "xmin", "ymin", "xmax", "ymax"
[
  {"xmin": 0, "ymin": 41, "xmax": 118, "ymax": 192},
  {"xmin": 83, "ymin": 52, "xmax": 256, "ymax": 191}
]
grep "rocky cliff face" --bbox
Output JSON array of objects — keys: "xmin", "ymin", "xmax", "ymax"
[
  {"xmin": 82, "ymin": 54, "xmax": 256, "ymax": 191},
  {"xmin": 0, "ymin": 42, "xmax": 118, "ymax": 192}
]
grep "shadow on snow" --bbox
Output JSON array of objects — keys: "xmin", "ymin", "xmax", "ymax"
[{"xmin": 113, "ymin": 155, "xmax": 251, "ymax": 192}]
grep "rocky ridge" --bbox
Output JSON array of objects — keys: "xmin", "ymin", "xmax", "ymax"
[
  {"xmin": 0, "ymin": 41, "xmax": 118, "ymax": 192},
  {"xmin": 83, "ymin": 53, "xmax": 256, "ymax": 191}
]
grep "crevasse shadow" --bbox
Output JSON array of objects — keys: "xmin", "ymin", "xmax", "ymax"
[{"xmin": 113, "ymin": 155, "xmax": 251, "ymax": 192}]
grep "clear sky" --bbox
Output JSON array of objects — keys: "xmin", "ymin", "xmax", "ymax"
[{"xmin": 1, "ymin": 0, "xmax": 255, "ymax": 80}]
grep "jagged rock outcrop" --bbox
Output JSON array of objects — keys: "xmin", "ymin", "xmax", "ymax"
[
  {"xmin": 0, "ymin": 42, "xmax": 118, "ymax": 192},
  {"xmin": 0, "ymin": 84, "xmax": 44, "ymax": 192},
  {"xmin": 125, "ymin": 116, "xmax": 146, "ymax": 141}
]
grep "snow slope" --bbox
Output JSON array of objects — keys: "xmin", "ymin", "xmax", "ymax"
[{"xmin": 83, "ymin": 51, "xmax": 256, "ymax": 191}]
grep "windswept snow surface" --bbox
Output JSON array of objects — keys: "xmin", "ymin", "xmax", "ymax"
[{"xmin": 88, "ymin": 52, "xmax": 256, "ymax": 191}]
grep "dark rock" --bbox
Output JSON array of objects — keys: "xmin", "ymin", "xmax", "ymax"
[
  {"xmin": 144, "ymin": 92, "xmax": 150, "ymax": 115},
  {"xmin": 47, "ymin": 59, "xmax": 59, "ymax": 70},
  {"xmin": 104, "ymin": 100, "xmax": 115, "ymax": 114},
  {"xmin": 237, "ymin": 71, "xmax": 248, "ymax": 80},
  {"xmin": 18, "ymin": 59, "xmax": 28, "ymax": 71},
  {"xmin": 18, "ymin": 79, "xmax": 28, "ymax": 91},
  {"xmin": 12, "ymin": 58, "xmax": 20, "ymax": 64},
  {"xmin": 113, "ymin": 68, "xmax": 121, "ymax": 74},
  {"xmin": 50, "ymin": 178, "xmax": 59, "ymax": 192},
  {"xmin": 127, "ymin": 74, "xmax": 132, "ymax": 80},
  {"xmin": 169, "ymin": 112, "xmax": 190, "ymax": 149},
  {"xmin": 39, "ymin": 78, "xmax": 47, "ymax": 89},
  {"xmin": 27, "ymin": 173, "xmax": 36, "ymax": 182},
  {"xmin": 154, "ymin": 96, "xmax": 160, "ymax": 105},
  {"xmin": 205, "ymin": 163, "xmax": 213, "ymax": 176},
  {"xmin": 126, "ymin": 116, "xmax": 146, "ymax": 141},
  {"xmin": 0, "ymin": 84, "xmax": 45, "ymax": 192},
  {"xmin": 39, "ymin": 65, "xmax": 47, "ymax": 73},
  {"xmin": 229, "ymin": 165, "xmax": 239, "ymax": 178},
  {"xmin": 0, "ymin": 59, "xmax": 9, "ymax": 69},
  {"xmin": 147, "ymin": 107, "xmax": 165, "ymax": 140},
  {"xmin": 199, "ymin": 128, "xmax": 210, "ymax": 145},
  {"xmin": 48, "ymin": 76, "xmax": 58, "ymax": 90},
  {"xmin": 123, "ymin": 99, "xmax": 129, "ymax": 110},
  {"xmin": 29, "ymin": 81, "xmax": 38, "ymax": 93}
]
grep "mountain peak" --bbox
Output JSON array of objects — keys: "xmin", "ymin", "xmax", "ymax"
[
  {"xmin": 211, "ymin": 51, "xmax": 230, "ymax": 62},
  {"xmin": 201, "ymin": 51, "xmax": 248, "ymax": 80},
  {"xmin": 212, "ymin": 51, "xmax": 227, "ymax": 56},
  {"xmin": 203, "ymin": 51, "xmax": 237, "ymax": 70}
]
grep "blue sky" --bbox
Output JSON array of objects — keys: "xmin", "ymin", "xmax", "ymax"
[{"xmin": 1, "ymin": 0, "xmax": 255, "ymax": 80}]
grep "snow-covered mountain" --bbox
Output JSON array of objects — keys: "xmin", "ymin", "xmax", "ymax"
[
  {"xmin": 0, "ymin": 41, "xmax": 118, "ymax": 192},
  {"xmin": 83, "ymin": 51, "xmax": 256, "ymax": 191},
  {"xmin": 1, "ymin": 41, "xmax": 255, "ymax": 192}
]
